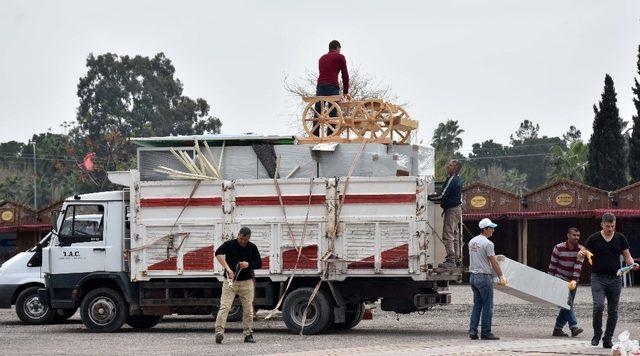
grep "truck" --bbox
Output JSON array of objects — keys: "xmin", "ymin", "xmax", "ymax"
[{"xmin": 38, "ymin": 135, "xmax": 461, "ymax": 333}]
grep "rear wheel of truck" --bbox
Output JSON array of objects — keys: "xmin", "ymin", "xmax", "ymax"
[
  {"xmin": 331, "ymin": 302, "xmax": 365, "ymax": 330},
  {"xmin": 80, "ymin": 288, "xmax": 128, "ymax": 332},
  {"xmin": 15, "ymin": 286, "xmax": 56, "ymax": 325},
  {"xmin": 126, "ymin": 315, "xmax": 163, "ymax": 329},
  {"xmin": 54, "ymin": 308, "xmax": 78, "ymax": 322},
  {"xmin": 282, "ymin": 287, "xmax": 333, "ymax": 335}
]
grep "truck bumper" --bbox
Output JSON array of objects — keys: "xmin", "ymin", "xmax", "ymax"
[{"xmin": 0, "ymin": 284, "xmax": 20, "ymax": 308}]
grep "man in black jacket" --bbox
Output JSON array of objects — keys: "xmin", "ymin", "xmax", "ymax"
[
  {"xmin": 214, "ymin": 227, "xmax": 262, "ymax": 344},
  {"xmin": 428, "ymin": 160, "xmax": 462, "ymax": 268}
]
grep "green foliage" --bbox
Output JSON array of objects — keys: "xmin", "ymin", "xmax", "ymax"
[
  {"xmin": 585, "ymin": 74, "xmax": 627, "ymax": 190},
  {"xmin": 629, "ymin": 45, "xmax": 640, "ymax": 183},
  {"xmin": 431, "ymin": 120, "xmax": 464, "ymax": 154},
  {"xmin": 510, "ymin": 119, "xmax": 539, "ymax": 144},
  {"xmin": 563, "ymin": 126, "xmax": 582, "ymax": 144},
  {"xmin": 0, "ymin": 52, "xmax": 223, "ymax": 208},
  {"xmin": 546, "ymin": 141, "xmax": 588, "ymax": 183}
]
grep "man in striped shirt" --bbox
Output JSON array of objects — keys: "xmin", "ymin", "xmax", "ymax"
[{"xmin": 548, "ymin": 227, "xmax": 584, "ymax": 338}]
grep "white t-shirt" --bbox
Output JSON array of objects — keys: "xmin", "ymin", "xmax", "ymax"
[{"xmin": 468, "ymin": 234, "xmax": 495, "ymax": 275}]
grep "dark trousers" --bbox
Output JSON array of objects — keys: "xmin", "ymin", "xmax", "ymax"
[
  {"xmin": 591, "ymin": 274, "xmax": 622, "ymax": 341},
  {"xmin": 313, "ymin": 84, "xmax": 340, "ymax": 137}
]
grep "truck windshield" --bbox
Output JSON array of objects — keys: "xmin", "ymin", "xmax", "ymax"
[{"xmin": 58, "ymin": 205, "xmax": 104, "ymax": 246}]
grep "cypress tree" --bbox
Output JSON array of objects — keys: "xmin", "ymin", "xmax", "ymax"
[
  {"xmin": 629, "ymin": 45, "xmax": 640, "ymax": 183},
  {"xmin": 585, "ymin": 74, "xmax": 627, "ymax": 190}
]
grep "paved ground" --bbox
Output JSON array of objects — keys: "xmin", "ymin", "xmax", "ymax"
[{"xmin": 2, "ymin": 285, "xmax": 639, "ymax": 355}]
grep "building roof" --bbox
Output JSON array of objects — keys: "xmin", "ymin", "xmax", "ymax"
[{"xmin": 132, "ymin": 134, "xmax": 297, "ymax": 147}]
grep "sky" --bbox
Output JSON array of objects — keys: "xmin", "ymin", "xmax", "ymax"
[{"xmin": 0, "ymin": 0, "xmax": 639, "ymax": 154}]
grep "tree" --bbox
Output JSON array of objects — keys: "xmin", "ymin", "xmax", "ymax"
[
  {"xmin": 585, "ymin": 74, "xmax": 627, "ymax": 190},
  {"xmin": 500, "ymin": 168, "xmax": 528, "ymax": 194},
  {"xmin": 546, "ymin": 141, "xmax": 588, "ymax": 183},
  {"xmin": 629, "ymin": 45, "xmax": 640, "ymax": 183},
  {"xmin": 510, "ymin": 120, "xmax": 540, "ymax": 144},
  {"xmin": 563, "ymin": 126, "xmax": 582, "ymax": 144},
  {"xmin": 431, "ymin": 120, "xmax": 464, "ymax": 154},
  {"xmin": 477, "ymin": 165, "xmax": 506, "ymax": 188},
  {"xmin": 75, "ymin": 52, "xmax": 222, "ymax": 189}
]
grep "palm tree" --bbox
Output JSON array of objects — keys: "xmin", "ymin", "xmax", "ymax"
[
  {"xmin": 431, "ymin": 120, "xmax": 464, "ymax": 154},
  {"xmin": 546, "ymin": 141, "xmax": 588, "ymax": 183}
]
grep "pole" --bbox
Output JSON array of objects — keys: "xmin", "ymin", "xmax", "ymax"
[{"xmin": 31, "ymin": 140, "xmax": 37, "ymax": 210}]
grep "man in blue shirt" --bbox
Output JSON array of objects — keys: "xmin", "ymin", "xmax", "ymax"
[{"xmin": 428, "ymin": 159, "xmax": 462, "ymax": 268}]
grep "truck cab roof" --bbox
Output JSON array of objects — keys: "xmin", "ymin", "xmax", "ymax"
[{"xmin": 65, "ymin": 191, "xmax": 125, "ymax": 202}]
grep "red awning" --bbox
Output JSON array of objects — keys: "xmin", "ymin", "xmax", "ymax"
[
  {"xmin": 464, "ymin": 208, "xmax": 640, "ymax": 221},
  {"xmin": 0, "ymin": 224, "xmax": 51, "ymax": 233}
]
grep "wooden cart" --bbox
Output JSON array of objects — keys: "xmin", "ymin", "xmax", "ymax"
[{"xmin": 299, "ymin": 96, "xmax": 418, "ymax": 144}]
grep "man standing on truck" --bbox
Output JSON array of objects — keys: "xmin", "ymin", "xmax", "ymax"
[
  {"xmin": 314, "ymin": 39, "xmax": 349, "ymax": 137},
  {"xmin": 214, "ymin": 227, "xmax": 262, "ymax": 344},
  {"xmin": 468, "ymin": 218, "xmax": 506, "ymax": 341},
  {"xmin": 580, "ymin": 213, "xmax": 639, "ymax": 349},
  {"xmin": 547, "ymin": 227, "xmax": 584, "ymax": 338},
  {"xmin": 428, "ymin": 159, "xmax": 462, "ymax": 268}
]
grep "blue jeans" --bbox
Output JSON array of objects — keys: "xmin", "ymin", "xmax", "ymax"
[
  {"xmin": 555, "ymin": 288, "xmax": 577, "ymax": 328},
  {"xmin": 313, "ymin": 84, "xmax": 340, "ymax": 136},
  {"xmin": 591, "ymin": 274, "xmax": 622, "ymax": 341},
  {"xmin": 469, "ymin": 273, "xmax": 494, "ymax": 337}
]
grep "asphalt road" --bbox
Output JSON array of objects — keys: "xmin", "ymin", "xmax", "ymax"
[{"xmin": 2, "ymin": 285, "xmax": 639, "ymax": 355}]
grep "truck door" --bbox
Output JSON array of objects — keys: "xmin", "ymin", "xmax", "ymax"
[{"xmin": 50, "ymin": 204, "xmax": 106, "ymax": 274}]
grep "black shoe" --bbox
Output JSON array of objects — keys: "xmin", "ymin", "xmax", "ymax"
[
  {"xmin": 552, "ymin": 328, "xmax": 569, "ymax": 337},
  {"xmin": 215, "ymin": 333, "xmax": 223, "ymax": 344},
  {"xmin": 481, "ymin": 334, "xmax": 500, "ymax": 340},
  {"xmin": 602, "ymin": 339, "xmax": 612, "ymax": 349},
  {"xmin": 570, "ymin": 326, "xmax": 583, "ymax": 337},
  {"xmin": 438, "ymin": 260, "xmax": 457, "ymax": 268},
  {"xmin": 591, "ymin": 335, "xmax": 600, "ymax": 346},
  {"xmin": 244, "ymin": 334, "xmax": 255, "ymax": 343},
  {"xmin": 469, "ymin": 334, "xmax": 478, "ymax": 340}
]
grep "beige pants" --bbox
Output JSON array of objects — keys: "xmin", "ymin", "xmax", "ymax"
[
  {"xmin": 214, "ymin": 278, "xmax": 255, "ymax": 336},
  {"xmin": 443, "ymin": 206, "xmax": 462, "ymax": 261}
]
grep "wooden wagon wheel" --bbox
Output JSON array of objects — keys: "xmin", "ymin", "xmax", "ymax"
[
  {"xmin": 349, "ymin": 100, "xmax": 392, "ymax": 142},
  {"xmin": 301, "ymin": 98, "xmax": 344, "ymax": 139},
  {"xmin": 387, "ymin": 106, "xmax": 414, "ymax": 144}
]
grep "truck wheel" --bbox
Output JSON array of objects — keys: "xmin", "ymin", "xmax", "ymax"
[
  {"xmin": 212, "ymin": 303, "xmax": 244, "ymax": 322},
  {"xmin": 54, "ymin": 308, "xmax": 78, "ymax": 322},
  {"xmin": 80, "ymin": 287, "xmax": 128, "ymax": 332},
  {"xmin": 126, "ymin": 315, "xmax": 163, "ymax": 329},
  {"xmin": 331, "ymin": 302, "xmax": 365, "ymax": 330},
  {"xmin": 282, "ymin": 287, "xmax": 333, "ymax": 335},
  {"xmin": 15, "ymin": 286, "xmax": 56, "ymax": 324}
]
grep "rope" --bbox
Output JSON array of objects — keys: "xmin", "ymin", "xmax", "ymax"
[{"xmin": 300, "ymin": 139, "xmax": 368, "ymax": 334}]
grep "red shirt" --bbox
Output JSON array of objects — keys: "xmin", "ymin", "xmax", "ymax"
[{"xmin": 317, "ymin": 51, "xmax": 349, "ymax": 94}]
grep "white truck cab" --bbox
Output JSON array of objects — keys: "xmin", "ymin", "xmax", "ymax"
[{"xmin": 0, "ymin": 233, "xmax": 76, "ymax": 324}]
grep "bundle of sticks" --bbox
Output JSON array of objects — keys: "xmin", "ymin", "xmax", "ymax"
[{"xmin": 154, "ymin": 140, "xmax": 224, "ymax": 180}]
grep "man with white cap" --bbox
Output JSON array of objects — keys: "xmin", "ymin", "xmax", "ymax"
[{"xmin": 468, "ymin": 218, "xmax": 506, "ymax": 340}]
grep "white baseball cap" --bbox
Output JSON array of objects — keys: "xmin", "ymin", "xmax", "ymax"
[{"xmin": 479, "ymin": 218, "xmax": 498, "ymax": 229}]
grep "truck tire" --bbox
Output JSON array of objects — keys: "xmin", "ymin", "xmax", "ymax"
[
  {"xmin": 54, "ymin": 308, "xmax": 78, "ymax": 322},
  {"xmin": 331, "ymin": 302, "xmax": 365, "ymax": 330},
  {"xmin": 282, "ymin": 287, "xmax": 333, "ymax": 335},
  {"xmin": 80, "ymin": 287, "xmax": 128, "ymax": 332},
  {"xmin": 126, "ymin": 315, "xmax": 163, "ymax": 329},
  {"xmin": 212, "ymin": 303, "xmax": 244, "ymax": 322},
  {"xmin": 15, "ymin": 286, "xmax": 56, "ymax": 324}
]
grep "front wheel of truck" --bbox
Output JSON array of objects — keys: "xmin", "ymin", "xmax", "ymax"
[{"xmin": 80, "ymin": 287, "xmax": 128, "ymax": 332}]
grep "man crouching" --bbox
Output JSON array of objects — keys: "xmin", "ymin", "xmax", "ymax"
[{"xmin": 214, "ymin": 227, "xmax": 262, "ymax": 344}]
